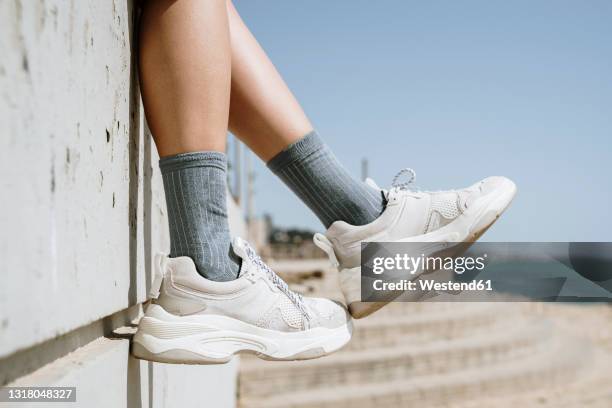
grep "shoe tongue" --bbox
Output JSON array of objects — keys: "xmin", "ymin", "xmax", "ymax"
[
  {"xmin": 365, "ymin": 177, "xmax": 391, "ymax": 202},
  {"xmin": 365, "ymin": 177, "xmax": 381, "ymax": 190},
  {"xmin": 231, "ymin": 237, "xmax": 254, "ymax": 278},
  {"xmin": 231, "ymin": 237, "xmax": 249, "ymax": 259},
  {"xmin": 237, "ymin": 258, "xmax": 251, "ymax": 278}
]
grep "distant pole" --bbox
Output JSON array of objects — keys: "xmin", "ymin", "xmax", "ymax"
[
  {"xmin": 361, "ymin": 158, "xmax": 369, "ymax": 181},
  {"xmin": 246, "ymin": 150, "xmax": 254, "ymax": 226},
  {"xmin": 234, "ymin": 137, "xmax": 242, "ymax": 206}
]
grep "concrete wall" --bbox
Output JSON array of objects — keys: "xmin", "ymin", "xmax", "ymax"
[{"xmin": 0, "ymin": 1, "xmax": 239, "ymax": 406}]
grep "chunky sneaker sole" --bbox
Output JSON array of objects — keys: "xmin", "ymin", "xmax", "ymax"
[
  {"xmin": 132, "ymin": 303, "xmax": 353, "ymax": 364},
  {"xmin": 316, "ymin": 175, "xmax": 517, "ymax": 319}
]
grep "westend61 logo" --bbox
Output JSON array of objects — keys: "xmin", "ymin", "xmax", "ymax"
[{"xmin": 372, "ymin": 253, "xmax": 488, "ymax": 275}]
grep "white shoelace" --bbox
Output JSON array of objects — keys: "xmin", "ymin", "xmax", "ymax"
[
  {"xmin": 243, "ymin": 243, "xmax": 310, "ymax": 321},
  {"xmin": 391, "ymin": 167, "xmax": 417, "ymax": 190},
  {"xmin": 389, "ymin": 167, "xmax": 427, "ymax": 199},
  {"xmin": 391, "ymin": 168, "xmax": 468, "ymax": 196}
]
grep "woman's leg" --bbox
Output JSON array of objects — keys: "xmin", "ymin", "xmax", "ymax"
[
  {"xmin": 139, "ymin": 0, "xmax": 240, "ymax": 281},
  {"xmin": 140, "ymin": 0, "xmax": 231, "ymax": 156},
  {"xmin": 133, "ymin": 3, "xmax": 352, "ymax": 365},
  {"xmin": 226, "ymin": 1, "xmax": 311, "ymax": 161},
  {"xmin": 226, "ymin": 1, "xmax": 385, "ymax": 228}
]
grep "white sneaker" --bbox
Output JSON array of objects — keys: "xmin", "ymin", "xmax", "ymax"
[
  {"xmin": 314, "ymin": 169, "xmax": 517, "ymax": 318},
  {"xmin": 132, "ymin": 238, "xmax": 352, "ymax": 364}
]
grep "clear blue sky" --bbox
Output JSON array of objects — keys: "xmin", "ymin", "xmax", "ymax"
[{"xmin": 232, "ymin": 0, "xmax": 612, "ymax": 241}]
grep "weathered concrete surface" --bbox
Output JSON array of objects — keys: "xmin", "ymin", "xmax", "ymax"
[
  {"xmin": 0, "ymin": 0, "xmax": 147, "ymax": 357},
  {"xmin": 0, "ymin": 0, "xmax": 240, "ymax": 406},
  {"xmin": 7, "ymin": 336, "xmax": 237, "ymax": 408}
]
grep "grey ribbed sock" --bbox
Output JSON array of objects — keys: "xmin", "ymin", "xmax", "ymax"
[
  {"xmin": 160, "ymin": 151, "xmax": 240, "ymax": 282},
  {"xmin": 267, "ymin": 131, "xmax": 385, "ymax": 228}
]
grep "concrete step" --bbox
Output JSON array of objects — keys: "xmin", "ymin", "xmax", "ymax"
[
  {"xmin": 346, "ymin": 302, "xmax": 514, "ymax": 351},
  {"xmin": 239, "ymin": 317, "xmax": 551, "ymax": 400},
  {"xmin": 454, "ymin": 386, "xmax": 612, "ymax": 408},
  {"xmin": 239, "ymin": 332, "xmax": 587, "ymax": 408},
  {"xmin": 450, "ymin": 347, "xmax": 612, "ymax": 408},
  {"xmin": 350, "ymin": 301, "xmax": 463, "ymax": 317}
]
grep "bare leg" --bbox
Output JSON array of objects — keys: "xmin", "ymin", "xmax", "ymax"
[
  {"xmin": 227, "ymin": 0, "xmax": 312, "ymax": 161},
  {"xmin": 139, "ymin": 0, "xmax": 231, "ymax": 157},
  {"xmin": 226, "ymin": 1, "xmax": 385, "ymax": 229}
]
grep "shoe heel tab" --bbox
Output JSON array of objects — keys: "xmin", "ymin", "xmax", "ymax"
[
  {"xmin": 313, "ymin": 233, "xmax": 339, "ymax": 267},
  {"xmin": 149, "ymin": 253, "xmax": 168, "ymax": 299}
]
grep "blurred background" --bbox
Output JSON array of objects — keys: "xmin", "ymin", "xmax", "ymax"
[
  {"xmin": 232, "ymin": 2, "xmax": 612, "ymax": 407},
  {"xmin": 0, "ymin": 1, "xmax": 610, "ymax": 407}
]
